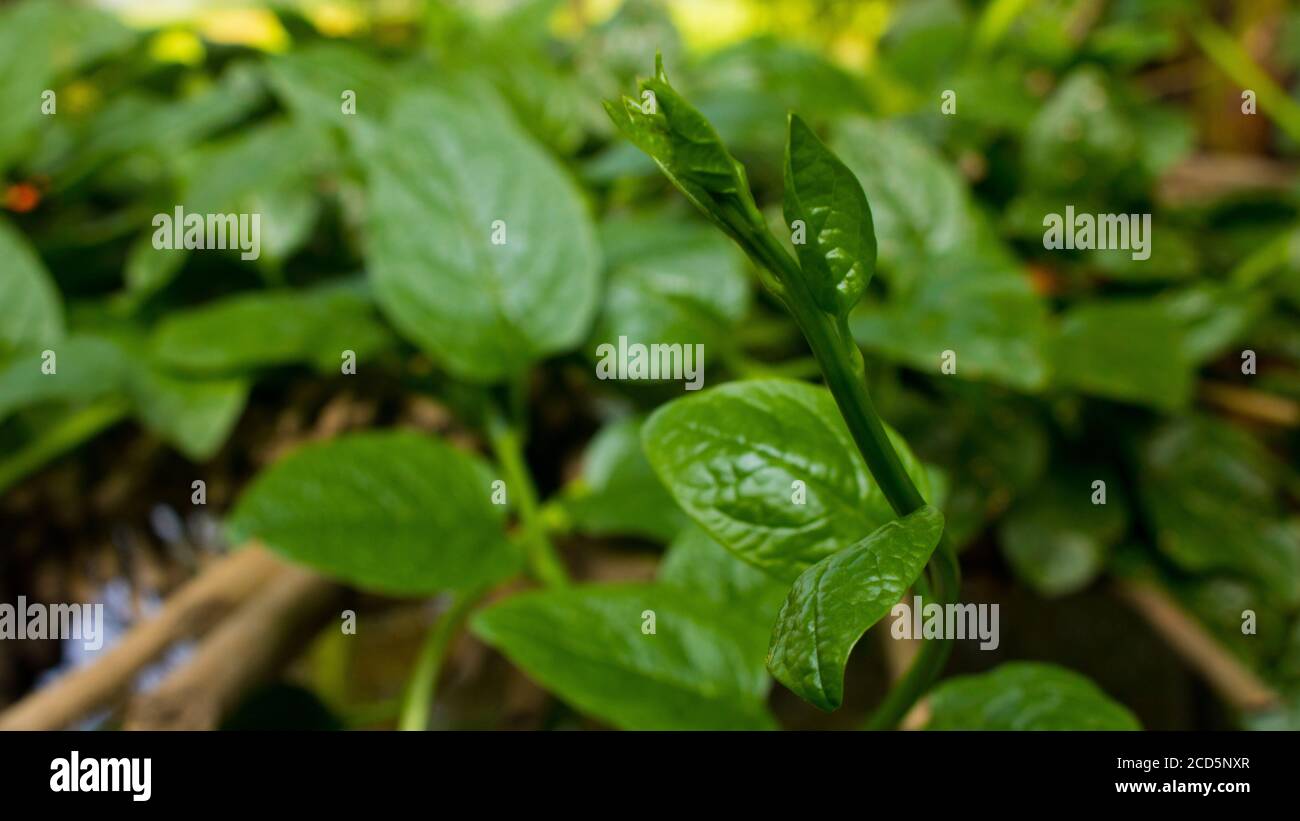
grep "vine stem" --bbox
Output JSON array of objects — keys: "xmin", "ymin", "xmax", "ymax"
[
  {"xmin": 742, "ymin": 220, "xmax": 961, "ymax": 729},
  {"xmin": 398, "ymin": 588, "xmax": 486, "ymax": 731},
  {"xmin": 486, "ymin": 405, "xmax": 570, "ymax": 587}
]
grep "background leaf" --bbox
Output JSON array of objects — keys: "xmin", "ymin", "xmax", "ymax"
[
  {"xmin": 152, "ymin": 281, "xmax": 391, "ymax": 375},
  {"xmin": 1050, "ymin": 299, "xmax": 1193, "ymax": 411},
  {"xmin": 833, "ymin": 119, "xmax": 974, "ymax": 279},
  {"xmin": 659, "ymin": 524, "xmax": 789, "ymax": 666},
  {"xmin": 0, "ymin": 220, "xmax": 63, "ymax": 355},
  {"xmin": 998, "ymin": 468, "xmax": 1128, "ymax": 596},
  {"xmin": 472, "ymin": 582, "xmax": 776, "ymax": 730},
  {"xmin": 926, "ymin": 662, "xmax": 1141, "ymax": 730},
  {"xmin": 559, "ymin": 415, "xmax": 688, "ymax": 543},
  {"xmin": 589, "ymin": 212, "xmax": 750, "ymax": 360},
  {"xmin": 1137, "ymin": 416, "xmax": 1300, "ymax": 604},
  {"xmin": 364, "ymin": 82, "xmax": 600, "ymax": 382},
  {"xmin": 851, "ymin": 249, "xmax": 1050, "ymax": 391},
  {"xmin": 228, "ymin": 432, "xmax": 519, "ymax": 595}
]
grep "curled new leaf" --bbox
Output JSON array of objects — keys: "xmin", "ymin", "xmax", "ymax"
[
  {"xmin": 767, "ymin": 506, "xmax": 944, "ymax": 711},
  {"xmin": 603, "ymin": 55, "xmax": 759, "ymax": 240},
  {"xmin": 783, "ymin": 114, "xmax": 876, "ymax": 316}
]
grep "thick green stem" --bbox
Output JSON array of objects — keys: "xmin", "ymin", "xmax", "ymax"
[
  {"xmin": 486, "ymin": 409, "xmax": 569, "ymax": 587},
  {"xmin": 864, "ymin": 538, "xmax": 959, "ymax": 729},
  {"xmin": 398, "ymin": 588, "xmax": 485, "ymax": 730}
]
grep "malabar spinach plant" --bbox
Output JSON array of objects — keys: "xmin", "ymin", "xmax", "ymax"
[
  {"xmin": 225, "ymin": 52, "xmax": 1139, "ymax": 732},
  {"xmin": 606, "ymin": 56, "xmax": 959, "ymax": 725}
]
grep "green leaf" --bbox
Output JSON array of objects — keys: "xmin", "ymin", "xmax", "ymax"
[
  {"xmin": 783, "ymin": 114, "xmax": 876, "ymax": 316},
  {"xmin": 659, "ymin": 524, "xmax": 789, "ymax": 665},
  {"xmin": 1024, "ymin": 67, "xmax": 1139, "ymax": 193},
  {"xmin": 880, "ymin": 0, "xmax": 969, "ymax": 91},
  {"xmin": 180, "ymin": 118, "xmax": 333, "ymax": 222},
  {"xmin": 767, "ymin": 506, "xmax": 944, "ymax": 710},
  {"xmin": 1049, "ymin": 299, "xmax": 1192, "ymax": 411},
  {"xmin": 561, "ymin": 416, "xmax": 688, "ymax": 543},
  {"xmin": 0, "ymin": 1, "xmax": 53, "ymax": 169},
  {"xmin": 1137, "ymin": 416, "xmax": 1300, "ymax": 604},
  {"xmin": 998, "ymin": 469, "xmax": 1127, "ymax": 596},
  {"xmin": 0, "ymin": 219, "xmax": 63, "ymax": 355},
  {"xmin": 1158, "ymin": 283, "xmax": 1268, "ymax": 365},
  {"xmin": 35, "ymin": 62, "xmax": 266, "ymax": 190},
  {"xmin": 364, "ymin": 83, "xmax": 600, "ymax": 382},
  {"xmin": 0, "ymin": 336, "xmax": 127, "ymax": 422},
  {"xmin": 265, "ymin": 42, "xmax": 396, "ymax": 133},
  {"xmin": 128, "ymin": 370, "xmax": 248, "ymax": 462},
  {"xmin": 152, "ymin": 281, "xmax": 391, "ymax": 375},
  {"xmin": 850, "ymin": 249, "xmax": 1050, "ymax": 391},
  {"xmin": 603, "ymin": 55, "xmax": 761, "ymax": 241},
  {"xmin": 589, "ymin": 213, "xmax": 750, "ymax": 357},
  {"xmin": 471, "ymin": 583, "xmax": 776, "ymax": 730},
  {"xmin": 832, "ymin": 119, "xmax": 974, "ymax": 277},
  {"xmin": 228, "ymin": 432, "xmax": 519, "ymax": 595},
  {"xmin": 926, "ymin": 662, "xmax": 1141, "ymax": 730},
  {"xmin": 1164, "ymin": 572, "xmax": 1290, "ymax": 671},
  {"xmin": 642, "ymin": 378, "xmax": 930, "ymax": 582},
  {"xmin": 605, "ymin": 55, "xmax": 745, "ymax": 196},
  {"xmin": 124, "ymin": 237, "xmax": 188, "ymax": 297}
]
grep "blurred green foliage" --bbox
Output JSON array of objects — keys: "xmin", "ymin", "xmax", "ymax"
[{"xmin": 2, "ymin": 0, "xmax": 1299, "ymax": 729}]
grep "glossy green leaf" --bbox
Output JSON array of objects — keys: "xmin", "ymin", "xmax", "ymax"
[
  {"xmin": 642, "ymin": 378, "xmax": 930, "ymax": 582},
  {"xmin": 998, "ymin": 469, "xmax": 1127, "ymax": 597},
  {"xmin": 152, "ymin": 282, "xmax": 391, "ymax": 375},
  {"xmin": 768, "ymin": 506, "xmax": 944, "ymax": 710},
  {"xmin": 471, "ymin": 583, "xmax": 775, "ymax": 730},
  {"xmin": 927, "ymin": 662, "xmax": 1140, "ymax": 730},
  {"xmin": 365, "ymin": 83, "xmax": 600, "ymax": 382},
  {"xmin": 782, "ymin": 114, "xmax": 875, "ymax": 316},
  {"xmin": 228, "ymin": 431, "xmax": 519, "ymax": 595},
  {"xmin": 851, "ymin": 249, "xmax": 1050, "ymax": 391},
  {"xmin": 561, "ymin": 416, "xmax": 688, "ymax": 543},
  {"xmin": 1137, "ymin": 416, "xmax": 1299, "ymax": 604},
  {"xmin": 1049, "ymin": 299, "xmax": 1192, "ymax": 411},
  {"xmin": 0, "ymin": 220, "xmax": 63, "ymax": 355}
]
